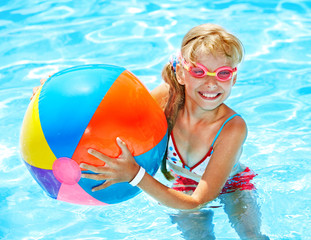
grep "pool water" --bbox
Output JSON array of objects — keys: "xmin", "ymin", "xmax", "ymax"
[{"xmin": 1, "ymin": 0, "xmax": 311, "ymax": 239}]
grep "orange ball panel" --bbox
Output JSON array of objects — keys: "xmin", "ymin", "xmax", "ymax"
[{"xmin": 72, "ymin": 70, "xmax": 167, "ymax": 166}]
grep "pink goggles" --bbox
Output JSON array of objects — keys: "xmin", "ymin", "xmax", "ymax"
[{"xmin": 180, "ymin": 57, "xmax": 237, "ymax": 81}]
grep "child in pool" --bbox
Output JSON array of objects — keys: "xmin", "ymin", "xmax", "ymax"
[
  {"xmin": 32, "ymin": 23, "xmax": 267, "ymax": 239},
  {"xmin": 81, "ymin": 24, "xmax": 268, "ymax": 239},
  {"xmin": 81, "ymin": 23, "xmax": 249, "ymax": 207}
]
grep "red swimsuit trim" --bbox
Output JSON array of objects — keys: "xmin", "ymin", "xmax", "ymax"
[
  {"xmin": 171, "ymin": 131, "xmax": 213, "ymax": 172},
  {"xmin": 172, "ymin": 167, "xmax": 257, "ymax": 194}
]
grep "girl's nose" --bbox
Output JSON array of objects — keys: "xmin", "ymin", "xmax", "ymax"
[{"xmin": 204, "ymin": 76, "xmax": 218, "ymax": 90}]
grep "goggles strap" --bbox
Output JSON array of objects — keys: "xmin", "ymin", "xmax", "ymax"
[{"xmin": 169, "ymin": 52, "xmax": 180, "ymax": 74}]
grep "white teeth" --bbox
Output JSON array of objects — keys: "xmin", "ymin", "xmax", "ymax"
[{"xmin": 201, "ymin": 93, "xmax": 218, "ymax": 98}]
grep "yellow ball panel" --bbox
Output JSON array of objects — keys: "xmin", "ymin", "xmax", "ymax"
[{"xmin": 20, "ymin": 87, "xmax": 56, "ymax": 169}]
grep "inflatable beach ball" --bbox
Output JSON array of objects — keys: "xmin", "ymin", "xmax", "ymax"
[{"xmin": 20, "ymin": 64, "xmax": 168, "ymax": 205}]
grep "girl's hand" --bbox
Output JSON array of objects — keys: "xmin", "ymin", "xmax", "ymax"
[
  {"xmin": 80, "ymin": 137, "xmax": 140, "ymax": 191},
  {"xmin": 30, "ymin": 78, "xmax": 47, "ymax": 100}
]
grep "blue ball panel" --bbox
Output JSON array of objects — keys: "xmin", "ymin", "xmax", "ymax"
[
  {"xmin": 39, "ymin": 64, "xmax": 125, "ymax": 159},
  {"xmin": 134, "ymin": 130, "xmax": 168, "ymax": 176}
]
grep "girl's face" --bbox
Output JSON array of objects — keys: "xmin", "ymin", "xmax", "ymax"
[{"xmin": 177, "ymin": 53, "xmax": 237, "ymax": 112}]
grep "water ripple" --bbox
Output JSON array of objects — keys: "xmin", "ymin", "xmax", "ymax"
[{"xmin": 1, "ymin": 0, "xmax": 311, "ymax": 239}]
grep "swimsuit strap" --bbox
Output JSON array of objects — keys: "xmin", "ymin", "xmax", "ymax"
[{"xmin": 210, "ymin": 114, "xmax": 241, "ymax": 148}]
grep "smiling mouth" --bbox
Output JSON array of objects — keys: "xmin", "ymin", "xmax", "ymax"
[{"xmin": 199, "ymin": 92, "xmax": 221, "ymax": 100}]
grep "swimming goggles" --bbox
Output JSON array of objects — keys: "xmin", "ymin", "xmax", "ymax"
[{"xmin": 180, "ymin": 57, "xmax": 237, "ymax": 81}]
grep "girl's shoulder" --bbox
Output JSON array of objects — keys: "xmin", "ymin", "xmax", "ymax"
[
  {"xmin": 219, "ymin": 112, "xmax": 247, "ymax": 144},
  {"xmin": 221, "ymin": 105, "xmax": 246, "ymax": 128},
  {"xmin": 212, "ymin": 106, "xmax": 247, "ymax": 145},
  {"xmin": 150, "ymin": 83, "xmax": 170, "ymax": 111}
]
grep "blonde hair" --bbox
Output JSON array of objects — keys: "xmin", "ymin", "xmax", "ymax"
[
  {"xmin": 181, "ymin": 23, "xmax": 244, "ymax": 67},
  {"xmin": 161, "ymin": 23, "xmax": 244, "ymax": 179}
]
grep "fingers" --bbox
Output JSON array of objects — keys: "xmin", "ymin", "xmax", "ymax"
[
  {"xmin": 80, "ymin": 174, "xmax": 115, "ymax": 192},
  {"xmin": 81, "ymin": 173, "xmax": 110, "ymax": 181},
  {"xmin": 92, "ymin": 181, "xmax": 114, "ymax": 192},
  {"xmin": 88, "ymin": 149, "xmax": 113, "ymax": 164},
  {"xmin": 40, "ymin": 78, "xmax": 47, "ymax": 85},
  {"xmin": 116, "ymin": 137, "xmax": 131, "ymax": 156},
  {"xmin": 81, "ymin": 169, "xmax": 115, "ymax": 192},
  {"xmin": 31, "ymin": 86, "xmax": 40, "ymax": 100},
  {"xmin": 80, "ymin": 162, "xmax": 98, "ymax": 172},
  {"xmin": 88, "ymin": 138, "xmax": 131, "ymax": 162},
  {"xmin": 32, "ymin": 86, "xmax": 40, "ymax": 94},
  {"xmin": 80, "ymin": 163, "xmax": 112, "ymax": 174},
  {"xmin": 81, "ymin": 138, "xmax": 137, "ymax": 191},
  {"xmin": 31, "ymin": 77, "xmax": 49, "ymax": 100}
]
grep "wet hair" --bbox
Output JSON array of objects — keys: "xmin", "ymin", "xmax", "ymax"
[{"xmin": 161, "ymin": 23, "xmax": 244, "ymax": 180}]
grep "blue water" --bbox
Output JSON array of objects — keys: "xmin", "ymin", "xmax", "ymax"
[{"xmin": 1, "ymin": 0, "xmax": 311, "ymax": 239}]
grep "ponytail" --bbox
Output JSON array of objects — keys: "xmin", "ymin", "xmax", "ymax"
[{"xmin": 160, "ymin": 62, "xmax": 185, "ymax": 181}]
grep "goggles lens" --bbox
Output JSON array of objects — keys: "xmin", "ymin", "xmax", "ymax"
[
  {"xmin": 181, "ymin": 58, "xmax": 237, "ymax": 81},
  {"xmin": 217, "ymin": 69, "xmax": 233, "ymax": 80}
]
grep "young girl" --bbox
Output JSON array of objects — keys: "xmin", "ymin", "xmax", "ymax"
[
  {"xmin": 33, "ymin": 23, "xmax": 267, "ymax": 239},
  {"xmin": 81, "ymin": 23, "xmax": 251, "ymax": 209}
]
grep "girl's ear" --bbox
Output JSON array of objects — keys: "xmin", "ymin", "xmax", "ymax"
[{"xmin": 176, "ymin": 65, "xmax": 185, "ymax": 85}]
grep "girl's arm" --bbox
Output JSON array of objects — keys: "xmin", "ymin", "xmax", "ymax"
[
  {"xmin": 81, "ymin": 138, "xmax": 202, "ymax": 209},
  {"xmin": 191, "ymin": 117, "xmax": 247, "ymax": 205},
  {"xmin": 81, "ymin": 117, "xmax": 247, "ymax": 210}
]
